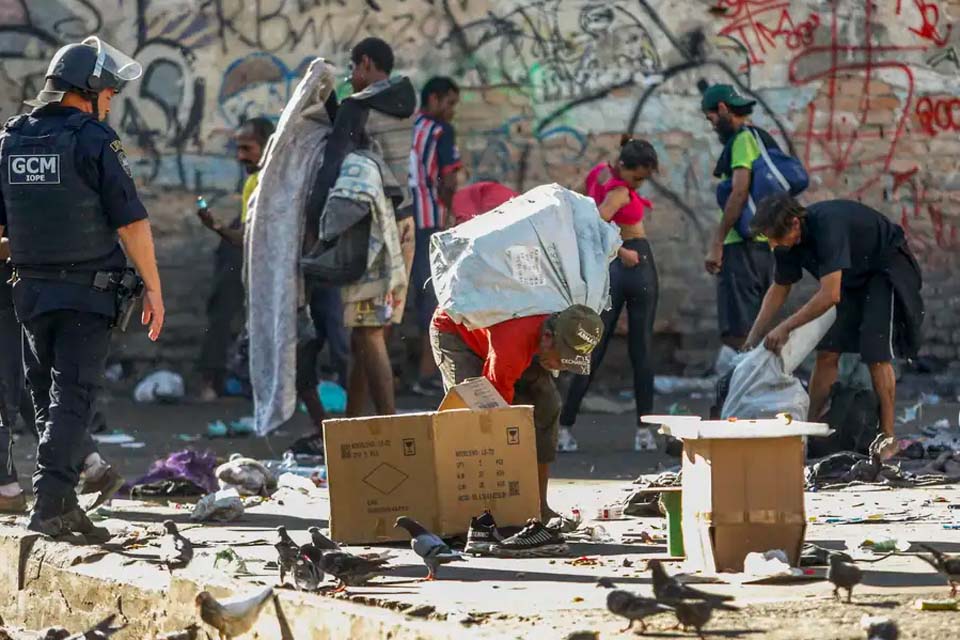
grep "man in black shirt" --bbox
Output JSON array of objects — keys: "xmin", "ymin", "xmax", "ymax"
[{"xmin": 743, "ymin": 193, "xmax": 923, "ymax": 459}]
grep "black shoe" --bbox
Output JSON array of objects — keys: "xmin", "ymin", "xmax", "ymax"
[
  {"xmin": 286, "ymin": 434, "xmax": 325, "ymax": 458},
  {"xmin": 27, "ymin": 495, "xmax": 68, "ymax": 537},
  {"xmin": 464, "ymin": 511, "xmax": 502, "ymax": 555},
  {"xmin": 488, "ymin": 519, "xmax": 569, "ymax": 558}
]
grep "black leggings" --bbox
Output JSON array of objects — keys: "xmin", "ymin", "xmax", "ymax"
[{"xmin": 561, "ymin": 238, "xmax": 658, "ymax": 428}]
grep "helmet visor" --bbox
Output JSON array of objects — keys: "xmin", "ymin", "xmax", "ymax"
[{"xmin": 82, "ymin": 36, "xmax": 142, "ymax": 82}]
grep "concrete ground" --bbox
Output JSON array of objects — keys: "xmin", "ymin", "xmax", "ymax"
[{"xmin": 2, "ymin": 386, "xmax": 960, "ymax": 639}]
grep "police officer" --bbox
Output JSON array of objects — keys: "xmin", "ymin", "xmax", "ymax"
[{"xmin": 0, "ymin": 37, "xmax": 164, "ymax": 539}]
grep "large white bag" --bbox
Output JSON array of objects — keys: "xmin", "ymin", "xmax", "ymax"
[
  {"xmin": 430, "ymin": 183, "xmax": 621, "ymax": 329},
  {"xmin": 721, "ymin": 308, "xmax": 837, "ymax": 419}
]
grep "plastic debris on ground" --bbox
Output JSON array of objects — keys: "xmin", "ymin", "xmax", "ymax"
[
  {"xmin": 216, "ymin": 454, "xmax": 278, "ymax": 497},
  {"xmin": 261, "ymin": 451, "xmax": 327, "ymax": 486},
  {"xmin": 133, "ymin": 370, "xmax": 185, "ymax": 403},
  {"xmin": 191, "ymin": 488, "xmax": 244, "ymax": 522},
  {"xmin": 126, "ymin": 449, "xmax": 219, "ymax": 496},
  {"xmin": 915, "ymin": 598, "xmax": 958, "ymax": 611},
  {"xmin": 653, "ymin": 376, "xmax": 717, "ymax": 395},
  {"xmin": 92, "ymin": 431, "xmax": 136, "ymax": 445},
  {"xmin": 741, "ymin": 549, "xmax": 805, "ymax": 580},
  {"xmin": 319, "ymin": 381, "xmax": 347, "ymax": 414},
  {"xmin": 277, "ymin": 472, "xmax": 322, "ymax": 494},
  {"xmin": 856, "ymin": 535, "xmax": 910, "ymax": 552},
  {"xmin": 206, "ymin": 416, "xmax": 257, "ymax": 438},
  {"xmin": 214, "ymin": 547, "xmax": 250, "ymax": 575}
]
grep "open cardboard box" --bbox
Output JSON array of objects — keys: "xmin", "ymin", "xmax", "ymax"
[
  {"xmin": 325, "ymin": 378, "xmax": 541, "ymax": 543},
  {"xmin": 645, "ymin": 415, "xmax": 831, "ymax": 573}
]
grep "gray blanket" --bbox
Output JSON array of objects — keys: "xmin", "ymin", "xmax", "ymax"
[{"xmin": 245, "ymin": 58, "xmax": 335, "ymax": 436}]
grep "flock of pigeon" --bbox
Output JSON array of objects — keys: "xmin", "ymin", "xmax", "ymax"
[{"xmin": 73, "ymin": 518, "xmax": 960, "ymax": 638}]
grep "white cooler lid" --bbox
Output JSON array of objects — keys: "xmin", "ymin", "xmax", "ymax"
[{"xmin": 643, "ymin": 414, "xmax": 832, "ymax": 440}]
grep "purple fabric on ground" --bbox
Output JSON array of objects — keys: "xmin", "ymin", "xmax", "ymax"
[{"xmin": 124, "ymin": 449, "xmax": 219, "ymax": 495}]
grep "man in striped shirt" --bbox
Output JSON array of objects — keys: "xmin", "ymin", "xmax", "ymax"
[{"xmin": 408, "ymin": 76, "xmax": 462, "ymax": 395}]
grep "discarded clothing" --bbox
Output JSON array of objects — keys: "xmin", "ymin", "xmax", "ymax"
[
  {"xmin": 191, "ymin": 488, "xmax": 244, "ymax": 522},
  {"xmin": 133, "ymin": 370, "xmax": 185, "ymax": 403},
  {"xmin": 126, "ymin": 449, "xmax": 219, "ymax": 496},
  {"xmin": 806, "ymin": 383, "xmax": 879, "ymax": 458},
  {"xmin": 806, "ymin": 450, "xmax": 960, "ymax": 490},
  {"xmin": 130, "ymin": 479, "xmax": 207, "ymax": 499}
]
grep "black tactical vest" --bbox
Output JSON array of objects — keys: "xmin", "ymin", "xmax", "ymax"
[{"xmin": 0, "ymin": 112, "xmax": 117, "ymax": 266}]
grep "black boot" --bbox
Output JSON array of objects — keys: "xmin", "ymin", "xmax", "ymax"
[
  {"xmin": 61, "ymin": 494, "xmax": 111, "ymax": 544},
  {"xmin": 27, "ymin": 495, "xmax": 67, "ymax": 537}
]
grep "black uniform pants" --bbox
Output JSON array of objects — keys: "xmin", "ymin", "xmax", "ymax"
[
  {"xmin": 21, "ymin": 310, "xmax": 111, "ymax": 501},
  {"xmin": 562, "ymin": 238, "xmax": 659, "ymax": 428},
  {"xmin": 0, "ymin": 273, "xmax": 23, "ymax": 486}
]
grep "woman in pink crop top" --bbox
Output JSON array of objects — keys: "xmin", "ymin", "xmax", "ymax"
[{"xmin": 559, "ymin": 138, "xmax": 661, "ymax": 454}]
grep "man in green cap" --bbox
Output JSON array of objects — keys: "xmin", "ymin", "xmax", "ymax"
[
  {"xmin": 431, "ymin": 304, "xmax": 603, "ymax": 524},
  {"xmin": 701, "ymin": 84, "xmax": 779, "ymax": 350}
]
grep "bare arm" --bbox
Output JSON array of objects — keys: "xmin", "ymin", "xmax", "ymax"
[
  {"xmin": 705, "ymin": 167, "xmax": 750, "ymax": 274},
  {"xmin": 764, "ymin": 271, "xmax": 842, "ymax": 353},
  {"xmin": 439, "ymin": 171, "xmax": 458, "ymax": 228},
  {"xmin": 744, "ymin": 282, "xmax": 791, "ymax": 349},
  {"xmin": 597, "ymin": 187, "xmax": 630, "ymax": 222},
  {"xmin": 780, "ymin": 270, "xmax": 841, "ymax": 333},
  {"xmin": 0, "ymin": 235, "xmax": 8, "ymax": 262},
  {"xmin": 117, "ymin": 219, "xmax": 165, "ymax": 341}
]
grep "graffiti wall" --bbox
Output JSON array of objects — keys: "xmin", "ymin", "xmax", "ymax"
[{"xmin": 2, "ymin": 0, "xmax": 959, "ymax": 372}]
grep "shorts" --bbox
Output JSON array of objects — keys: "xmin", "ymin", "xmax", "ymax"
[
  {"xmin": 818, "ymin": 272, "xmax": 895, "ymax": 363},
  {"xmin": 430, "ymin": 324, "xmax": 560, "ymax": 464},
  {"xmin": 411, "ymin": 227, "xmax": 440, "ymax": 331},
  {"xmin": 343, "ymin": 217, "xmax": 416, "ymax": 328},
  {"xmin": 717, "ymin": 241, "xmax": 774, "ymax": 338}
]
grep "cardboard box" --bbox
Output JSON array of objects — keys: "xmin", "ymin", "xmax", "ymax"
[
  {"xmin": 645, "ymin": 415, "xmax": 830, "ymax": 573},
  {"xmin": 324, "ymin": 378, "xmax": 541, "ymax": 543}
]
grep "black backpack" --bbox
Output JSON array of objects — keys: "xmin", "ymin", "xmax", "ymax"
[{"xmin": 806, "ymin": 383, "xmax": 880, "ymax": 458}]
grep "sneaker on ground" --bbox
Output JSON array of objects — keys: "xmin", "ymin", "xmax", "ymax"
[
  {"xmin": 557, "ymin": 426, "xmax": 579, "ymax": 453},
  {"xmin": 489, "ymin": 519, "xmax": 569, "ymax": 558},
  {"xmin": 287, "ymin": 434, "xmax": 325, "ymax": 458},
  {"xmin": 464, "ymin": 511, "xmax": 503, "ymax": 555},
  {"xmin": 411, "ymin": 377, "xmax": 444, "ymax": 397},
  {"xmin": 634, "ymin": 428, "xmax": 658, "ymax": 452}
]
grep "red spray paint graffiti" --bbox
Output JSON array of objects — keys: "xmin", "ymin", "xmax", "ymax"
[
  {"xmin": 915, "ymin": 96, "xmax": 960, "ymax": 136},
  {"xmin": 716, "ymin": 0, "xmax": 820, "ymax": 67},
  {"xmin": 898, "ymin": 0, "xmax": 953, "ymax": 46}
]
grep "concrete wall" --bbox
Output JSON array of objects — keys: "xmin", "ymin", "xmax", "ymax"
[{"xmin": 2, "ymin": 0, "xmax": 959, "ymax": 375}]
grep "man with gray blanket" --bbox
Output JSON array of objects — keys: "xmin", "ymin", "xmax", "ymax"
[{"xmin": 306, "ymin": 37, "xmax": 416, "ymax": 420}]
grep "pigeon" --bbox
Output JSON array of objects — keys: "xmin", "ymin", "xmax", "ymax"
[
  {"xmin": 674, "ymin": 599, "xmax": 721, "ymax": 639},
  {"xmin": 274, "ymin": 525, "xmax": 300, "ymax": 585},
  {"xmin": 308, "ymin": 526, "xmax": 339, "ymax": 551},
  {"xmin": 61, "ymin": 614, "xmax": 126, "ymax": 640},
  {"xmin": 649, "ymin": 559, "xmax": 736, "ymax": 608},
  {"xmin": 828, "ymin": 552, "xmax": 863, "ymax": 603},
  {"xmin": 917, "ymin": 543, "xmax": 960, "ymax": 597},
  {"xmin": 605, "ymin": 589, "xmax": 673, "ymax": 633},
  {"xmin": 196, "ymin": 586, "xmax": 274, "ymax": 640},
  {"xmin": 318, "ymin": 549, "xmax": 392, "ymax": 592},
  {"xmin": 215, "ymin": 454, "xmax": 277, "ymax": 497},
  {"xmin": 395, "ymin": 516, "xmax": 465, "ymax": 581},
  {"xmin": 293, "ymin": 543, "xmax": 325, "ymax": 592},
  {"xmin": 154, "ymin": 626, "xmax": 200, "ymax": 640},
  {"xmin": 861, "ymin": 615, "xmax": 898, "ymax": 640},
  {"xmin": 159, "ymin": 520, "xmax": 194, "ymax": 573}
]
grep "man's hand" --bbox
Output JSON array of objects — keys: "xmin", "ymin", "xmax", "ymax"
[
  {"xmin": 619, "ymin": 248, "xmax": 640, "ymax": 268},
  {"xmin": 141, "ymin": 289, "xmax": 165, "ymax": 341},
  {"xmin": 196, "ymin": 208, "xmax": 219, "ymax": 232},
  {"xmin": 704, "ymin": 239, "xmax": 723, "ymax": 274},
  {"xmin": 764, "ymin": 323, "xmax": 792, "ymax": 354}
]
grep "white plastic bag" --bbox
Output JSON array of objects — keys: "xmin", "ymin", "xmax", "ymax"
[
  {"xmin": 430, "ymin": 183, "xmax": 621, "ymax": 329},
  {"xmin": 133, "ymin": 370, "xmax": 185, "ymax": 403},
  {"xmin": 721, "ymin": 309, "xmax": 836, "ymax": 419}
]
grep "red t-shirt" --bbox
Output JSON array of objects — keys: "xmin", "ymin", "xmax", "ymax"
[{"xmin": 432, "ymin": 311, "xmax": 548, "ymax": 403}]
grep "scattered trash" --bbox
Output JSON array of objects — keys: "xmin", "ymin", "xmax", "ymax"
[
  {"xmin": 277, "ymin": 472, "xmax": 321, "ymax": 494},
  {"xmin": 214, "ymin": 547, "xmax": 249, "ymax": 575},
  {"xmin": 319, "ymin": 381, "xmax": 347, "ymax": 414},
  {"xmin": 857, "ymin": 536, "xmax": 910, "ymax": 553},
  {"xmin": 262, "ymin": 452, "xmax": 326, "ymax": 485},
  {"xmin": 206, "ymin": 416, "xmax": 257, "ymax": 439},
  {"xmin": 120, "ymin": 441, "xmax": 146, "ymax": 449},
  {"xmin": 104, "ymin": 363, "xmax": 124, "ymax": 382},
  {"xmin": 914, "ymin": 598, "xmax": 958, "ymax": 611},
  {"xmin": 175, "ymin": 434, "xmax": 202, "ymax": 442},
  {"xmin": 594, "ymin": 505, "xmax": 624, "ymax": 520},
  {"xmin": 128, "ymin": 449, "xmax": 219, "ymax": 496},
  {"xmin": 653, "ymin": 376, "xmax": 717, "ymax": 395},
  {"xmin": 133, "ymin": 370, "xmax": 185, "ymax": 403},
  {"xmin": 92, "ymin": 431, "xmax": 136, "ymax": 445},
  {"xmin": 566, "ymin": 556, "xmax": 600, "ymax": 567},
  {"xmin": 216, "ymin": 454, "xmax": 278, "ymax": 497},
  {"xmin": 191, "ymin": 488, "xmax": 244, "ymax": 522},
  {"xmin": 130, "ymin": 479, "xmax": 207, "ymax": 499}
]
